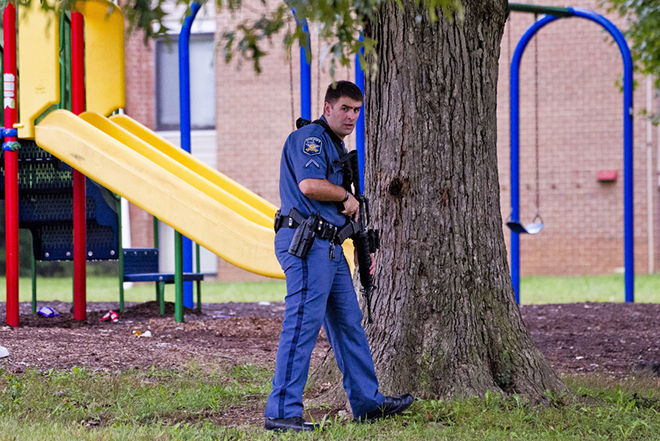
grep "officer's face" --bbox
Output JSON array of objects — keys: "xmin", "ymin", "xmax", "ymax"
[{"xmin": 324, "ymin": 97, "xmax": 362, "ymax": 140}]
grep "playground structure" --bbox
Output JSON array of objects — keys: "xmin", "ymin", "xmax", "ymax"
[
  {"xmin": 506, "ymin": 3, "xmax": 635, "ymax": 303},
  {"xmin": 2, "ymin": 0, "xmax": 361, "ymax": 327},
  {"xmin": 1, "ymin": 0, "xmax": 275, "ymax": 326}
]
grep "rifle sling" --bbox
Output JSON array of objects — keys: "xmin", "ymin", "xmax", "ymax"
[{"xmin": 311, "ymin": 118, "xmax": 347, "ymax": 160}]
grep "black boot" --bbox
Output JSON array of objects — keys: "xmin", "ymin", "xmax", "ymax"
[
  {"xmin": 264, "ymin": 416, "xmax": 320, "ymax": 432},
  {"xmin": 354, "ymin": 394, "xmax": 415, "ymax": 423}
]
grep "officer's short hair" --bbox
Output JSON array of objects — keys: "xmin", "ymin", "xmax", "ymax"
[{"xmin": 325, "ymin": 81, "xmax": 363, "ymax": 105}]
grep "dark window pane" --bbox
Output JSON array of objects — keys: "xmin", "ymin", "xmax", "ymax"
[{"xmin": 155, "ymin": 34, "xmax": 216, "ymax": 131}]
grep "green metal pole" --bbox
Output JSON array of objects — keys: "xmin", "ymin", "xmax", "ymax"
[
  {"xmin": 175, "ymin": 231, "xmax": 184, "ymax": 322},
  {"xmin": 158, "ymin": 282, "xmax": 165, "ymax": 315},
  {"xmin": 153, "ymin": 216, "xmax": 159, "ymax": 301},
  {"xmin": 153, "ymin": 216, "xmax": 159, "ymax": 247},
  {"xmin": 507, "ymin": 2, "xmax": 571, "ymax": 16},
  {"xmin": 59, "ymin": 12, "xmax": 66, "ymax": 111},
  {"xmin": 195, "ymin": 243, "xmax": 201, "ymax": 312},
  {"xmin": 117, "ymin": 195, "xmax": 124, "ymax": 312},
  {"xmin": 31, "ymin": 250, "xmax": 37, "ymax": 314},
  {"xmin": 59, "ymin": 12, "xmax": 72, "ymax": 112}
]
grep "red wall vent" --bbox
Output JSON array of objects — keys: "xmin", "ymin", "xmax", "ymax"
[{"xmin": 597, "ymin": 170, "xmax": 618, "ymax": 182}]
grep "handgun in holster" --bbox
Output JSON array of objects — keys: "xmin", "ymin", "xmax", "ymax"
[{"xmin": 288, "ymin": 213, "xmax": 320, "ymax": 258}]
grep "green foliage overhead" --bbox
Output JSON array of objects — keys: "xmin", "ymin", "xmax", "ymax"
[
  {"xmin": 120, "ymin": 0, "xmax": 463, "ymax": 73},
  {"xmin": 605, "ymin": 0, "xmax": 660, "ymax": 85},
  {"xmin": 1, "ymin": 0, "xmax": 462, "ymax": 73}
]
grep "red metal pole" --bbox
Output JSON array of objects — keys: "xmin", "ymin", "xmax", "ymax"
[
  {"xmin": 3, "ymin": 3, "xmax": 19, "ymax": 327},
  {"xmin": 71, "ymin": 11, "xmax": 86, "ymax": 321}
]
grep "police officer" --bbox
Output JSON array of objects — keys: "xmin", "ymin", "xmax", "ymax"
[{"xmin": 264, "ymin": 81, "xmax": 413, "ymax": 432}]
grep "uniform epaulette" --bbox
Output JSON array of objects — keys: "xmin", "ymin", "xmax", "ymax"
[{"xmin": 295, "ymin": 119, "xmax": 325, "ymax": 138}]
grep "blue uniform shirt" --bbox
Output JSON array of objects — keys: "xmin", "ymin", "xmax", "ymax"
[{"xmin": 279, "ymin": 116, "xmax": 349, "ymax": 228}]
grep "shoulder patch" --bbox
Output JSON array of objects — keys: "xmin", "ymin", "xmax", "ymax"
[{"xmin": 303, "ymin": 137, "xmax": 322, "ymax": 156}]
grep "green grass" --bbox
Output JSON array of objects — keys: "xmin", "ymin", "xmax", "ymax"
[
  {"xmin": 0, "ymin": 363, "xmax": 272, "ymax": 440},
  {"xmin": 0, "ymin": 366, "xmax": 658, "ymax": 440},
  {"xmin": 520, "ymin": 273, "xmax": 660, "ymax": 304},
  {"xmin": 3, "ymin": 272, "xmax": 660, "ymax": 305},
  {"xmin": 1, "ymin": 277, "xmax": 287, "ymax": 304}
]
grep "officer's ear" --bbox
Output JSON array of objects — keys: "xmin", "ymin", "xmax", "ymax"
[{"xmin": 323, "ymin": 101, "xmax": 332, "ymax": 116}]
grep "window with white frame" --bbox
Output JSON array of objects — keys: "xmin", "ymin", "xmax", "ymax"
[{"xmin": 155, "ymin": 33, "xmax": 216, "ymax": 131}]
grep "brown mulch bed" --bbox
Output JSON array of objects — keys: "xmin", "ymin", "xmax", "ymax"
[
  {"xmin": 0, "ymin": 301, "xmax": 304, "ymax": 374},
  {"xmin": 0, "ymin": 301, "xmax": 658, "ymax": 376},
  {"xmin": 0, "ymin": 302, "xmax": 660, "ymax": 376},
  {"xmin": 0, "ymin": 300, "xmax": 658, "ymax": 426},
  {"xmin": 523, "ymin": 302, "xmax": 660, "ymax": 377}
]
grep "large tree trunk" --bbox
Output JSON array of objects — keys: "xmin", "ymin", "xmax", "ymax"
[
  {"xmin": 364, "ymin": 0, "xmax": 565, "ymax": 400},
  {"xmin": 312, "ymin": 0, "xmax": 567, "ymax": 405}
]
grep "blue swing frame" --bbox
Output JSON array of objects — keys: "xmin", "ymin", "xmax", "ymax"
[{"xmin": 508, "ymin": 4, "xmax": 634, "ymax": 304}]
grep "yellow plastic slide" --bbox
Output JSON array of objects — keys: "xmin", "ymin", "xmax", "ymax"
[
  {"xmin": 109, "ymin": 114, "xmax": 278, "ymax": 219},
  {"xmin": 35, "ymin": 110, "xmax": 284, "ymax": 279},
  {"xmin": 79, "ymin": 112, "xmax": 273, "ymax": 229}
]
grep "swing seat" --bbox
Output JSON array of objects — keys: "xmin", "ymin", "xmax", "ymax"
[
  {"xmin": 506, "ymin": 216, "xmax": 544, "ymax": 235},
  {"xmin": 506, "ymin": 221, "xmax": 528, "ymax": 234},
  {"xmin": 524, "ymin": 221, "xmax": 544, "ymax": 235}
]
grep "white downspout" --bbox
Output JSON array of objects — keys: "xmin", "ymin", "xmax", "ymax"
[
  {"xmin": 657, "ymin": 81, "xmax": 660, "ymax": 275},
  {"xmin": 647, "ymin": 77, "xmax": 654, "ymax": 273},
  {"xmin": 117, "ymin": 108, "xmax": 133, "ymax": 288}
]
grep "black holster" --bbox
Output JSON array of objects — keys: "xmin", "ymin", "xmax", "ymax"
[{"xmin": 288, "ymin": 213, "xmax": 319, "ymax": 258}]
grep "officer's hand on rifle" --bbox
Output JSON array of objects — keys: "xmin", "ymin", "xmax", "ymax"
[
  {"xmin": 341, "ymin": 192, "xmax": 360, "ymax": 221},
  {"xmin": 354, "ymin": 249, "xmax": 376, "ymax": 276}
]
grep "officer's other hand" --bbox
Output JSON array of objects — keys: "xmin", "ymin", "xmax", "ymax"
[
  {"xmin": 342, "ymin": 193, "xmax": 360, "ymax": 221},
  {"xmin": 354, "ymin": 250, "xmax": 376, "ymax": 276}
]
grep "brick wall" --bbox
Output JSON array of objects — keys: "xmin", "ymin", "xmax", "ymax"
[
  {"xmin": 124, "ymin": 0, "xmax": 658, "ymax": 279},
  {"xmin": 213, "ymin": 2, "xmax": 355, "ymax": 280},
  {"xmin": 124, "ymin": 30, "xmax": 156, "ymax": 249},
  {"xmin": 497, "ymin": 0, "xmax": 658, "ymax": 276}
]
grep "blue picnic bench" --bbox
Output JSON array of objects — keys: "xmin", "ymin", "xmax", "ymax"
[{"xmin": 123, "ymin": 248, "xmax": 204, "ymax": 315}]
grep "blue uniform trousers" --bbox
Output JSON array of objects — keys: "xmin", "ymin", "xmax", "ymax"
[{"xmin": 264, "ymin": 228, "xmax": 385, "ymax": 419}]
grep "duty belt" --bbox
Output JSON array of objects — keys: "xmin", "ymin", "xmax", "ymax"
[{"xmin": 274, "ymin": 208, "xmax": 356, "ymax": 245}]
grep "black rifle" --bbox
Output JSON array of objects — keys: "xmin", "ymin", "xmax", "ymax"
[{"xmin": 341, "ymin": 150, "xmax": 380, "ymax": 323}]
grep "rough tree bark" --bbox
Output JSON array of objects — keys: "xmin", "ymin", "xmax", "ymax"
[{"xmin": 312, "ymin": 0, "xmax": 567, "ymax": 405}]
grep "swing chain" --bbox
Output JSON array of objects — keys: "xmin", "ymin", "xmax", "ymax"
[
  {"xmin": 505, "ymin": 13, "xmax": 544, "ymax": 234},
  {"xmin": 317, "ymin": 31, "xmax": 322, "ymax": 117},
  {"xmin": 288, "ymin": 19, "xmax": 296, "ymax": 132},
  {"xmin": 534, "ymin": 13, "xmax": 541, "ymax": 220}
]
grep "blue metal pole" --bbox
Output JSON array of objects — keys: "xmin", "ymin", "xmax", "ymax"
[
  {"xmin": 355, "ymin": 34, "xmax": 366, "ymax": 193},
  {"xmin": 291, "ymin": 9, "xmax": 311, "ymax": 120},
  {"xmin": 569, "ymin": 8, "xmax": 635, "ymax": 302},
  {"xmin": 509, "ymin": 8, "xmax": 634, "ymax": 303},
  {"xmin": 179, "ymin": 1, "xmax": 202, "ymax": 309}
]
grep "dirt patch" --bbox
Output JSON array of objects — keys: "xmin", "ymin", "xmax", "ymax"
[
  {"xmin": 0, "ymin": 301, "xmax": 306, "ymax": 374},
  {"xmin": 522, "ymin": 302, "xmax": 660, "ymax": 377},
  {"xmin": 0, "ymin": 301, "xmax": 658, "ymax": 376}
]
